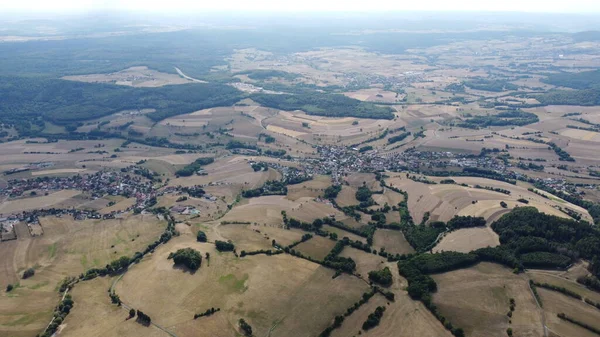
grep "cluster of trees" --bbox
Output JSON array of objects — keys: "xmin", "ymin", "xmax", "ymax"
[
  {"xmin": 263, "ymin": 149, "xmax": 287, "ymax": 158},
  {"xmin": 81, "ymin": 255, "xmax": 132, "ymax": 280},
  {"xmin": 323, "ymin": 241, "xmax": 357, "ymax": 273},
  {"xmin": 287, "ymin": 234, "xmax": 313, "ymax": 249},
  {"xmin": 491, "ymin": 207, "xmax": 597, "ymax": 270},
  {"xmin": 240, "ymin": 249, "xmax": 283, "ymax": 257},
  {"xmin": 251, "ymin": 162, "xmax": 268, "ymax": 172},
  {"xmin": 547, "ymin": 142, "xmax": 575, "ymax": 162},
  {"xmin": 447, "ymin": 215, "xmax": 486, "ymax": 230},
  {"xmin": 39, "ymin": 294, "xmax": 74, "ymax": 337},
  {"xmin": 387, "ymin": 131, "xmax": 412, "ymax": 144},
  {"xmin": 457, "ymin": 110, "xmax": 539, "ymax": 128},
  {"xmin": 194, "ymin": 307, "xmax": 220, "ymax": 319},
  {"xmin": 474, "ymin": 185, "xmax": 511, "ymax": 195},
  {"xmin": 368, "ymin": 267, "xmax": 393, "ymax": 287},
  {"xmin": 236, "ymin": 69, "xmax": 301, "ymax": 81},
  {"xmin": 251, "ymin": 92, "xmax": 394, "ymax": 120},
  {"xmin": 323, "ymin": 185, "xmax": 342, "ymax": 199},
  {"xmin": 359, "ymin": 145, "xmax": 373, "ymax": 153},
  {"xmin": 519, "ymin": 252, "xmax": 571, "ymax": 269},
  {"xmin": 355, "ymin": 185, "xmax": 373, "ymax": 203},
  {"xmin": 421, "ymin": 167, "xmax": 517, "ymax": 185},
  {"xmin": 168, "ymin": 248, "xmax": 202, "ymax": 271},
  {"xmin": 463, "ymin": 79, "xmax": 519, "ymax": 92},
  {"xmin": 534, "ymin": 89, "xmax": 600, "ymax": 106},
  {"xmin": 242, "ymin": 180, "xmax": 287, "ymax": 198},
  {"xmin": 577, "ymin": 275, "xmax": 600, "ymax": 292},
  {"xmin": 181, "ymin": 186, "xmax": 206, "ymax": 198},
  {"xmin": 542, "ymin": 69, "xmax": 600, "ymax": 90},
  {"xmin": 404, "ymin": 223, "xmax": 446, "ymax": 252},
  {"xmin": 136, "ymin": 310, "xmax": 152, "ymax": 325},
  {"xmin": 215, "ymin": 240, "xmax": 235, "ymax": 252},
  {"xmin": 175, "ymin": 157, "xmax": 214, "ymax": 177},
  {"xmin": 362, "ymin": 306, "xmax": 386, "ymax": 330}
]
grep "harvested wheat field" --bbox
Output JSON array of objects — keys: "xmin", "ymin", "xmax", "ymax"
[
  {"xmin": 538, "ymin": 288, "xmax": 600, "ymax": 337},
  {"xmin": 333, "ymin": 261, "xmax": 454, "ymax": 337},
  {"xmin": 0, "ymin": 213, "xmax": 166, "ymax": 337},
  {"xmin": 384, "ymin": 173, "xmax": 592, "ymax": 224},
  {"xmin": 433, "ymin": 227, "xmax": 500, "ymax": 253},
  {"xmin": 60, "ymin": 277, "xmax": 167, "ymax": 337},
  {"xmin": 345, "ymin": 173, "xmax": 381, "ymax": 192},
  {"xmin": 432, "ymin": 262, "xmax": 544, "ymax": 337},
  {"xmin": 217, "ymin": 223, "xmax": 305, "ymax": 252},
  {"xmin": 372, "ymin": 229, "xmax": 415, "ymax": 255},
  {"xmin": 218, "ymin": 196, "xmax": 341, "ymax": 227},
  {"xmin": 339, "ymin": 246, "xmax": 387, "ymax": 279},
  {"xmin": 286, "ymin": 175, "xmax": 331, "ymax": 201},
  {"xmin": 114, "ymin": 234, "xmax": 369, "ymax": 337},
  {"xmin": 293, "ymin": 235, "xmax": 337, "ymax": 260},
  {"xmin": 528, "ymin": 270, "xmax": 600, "ymax": 304},
  {"xmin": 0, "ymin": 190, "xmax": 81, "ymax": 214},
  {"xmin": 335, "ymin": 185, "xmax": 359, "ymax": 207},
  {"xmin": 99, "ymin": 197, "xmax": 137, "ymax": 214}
]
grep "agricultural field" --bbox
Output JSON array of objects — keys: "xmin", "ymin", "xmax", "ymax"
[
  {"xmin": 385, "ymin": 173, "xmax": 591, "ymax": 224},
  {"xmin": 113, "ymin": 234, "xmax": 369, "ymax": 337},
  {"xmin": 0, "ymin": 213, "xmax": 166, "ymax": 337},
  {"xmin": 2, "ymin": 11, "xmax": 600, "ymax": 337},
  {"xmin": 432, "ymin": 263, "xmax": 544, "ymax": 337}
]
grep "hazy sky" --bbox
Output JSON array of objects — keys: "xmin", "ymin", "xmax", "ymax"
[{"xmin": 2, "ymin": 0, "xmax": 600, "ymax": 13}]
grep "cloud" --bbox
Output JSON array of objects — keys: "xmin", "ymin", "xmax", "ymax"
[{"xmin": 1, "ymin": 0, "xmax": 599, "ymax": 13}]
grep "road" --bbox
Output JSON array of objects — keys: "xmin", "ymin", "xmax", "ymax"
[{"xmin": 174, "ymin": 67, "xmax": 207, "ymax": 83}]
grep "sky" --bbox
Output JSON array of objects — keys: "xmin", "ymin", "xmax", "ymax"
[{"xmin": 1, "ymin": 0, "xmax": 600, "ymax": 14}]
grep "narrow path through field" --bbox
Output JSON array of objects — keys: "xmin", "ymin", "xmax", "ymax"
[{"xmin": 528, "ymin": 279, "xmax": 549, "ymax": 337}]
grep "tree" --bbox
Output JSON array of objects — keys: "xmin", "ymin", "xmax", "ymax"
[
  {"xmin": 129, "ymin": 309, "xmax": 136, "ymax": 318},
  {"xmin": 197, "ymin": 230, "xmax": 207, "ymax": 242},
  {"xmin": 368, "ymin": 267, "xmax": 393, "ymax": 287},
  {"xmin": 239, "ymin": 318, "xmax": 253, "ymax": 336},
  {"xmin": 22, "ymin": 268, "xmax": 35, "ymax": 279},
  {"xmin": 215, "ymin": 240, "xmax": 235, "ymax": 252},
  {"xmin": 6, "ymin": 284, "xmax": 13, "ymax": 292}
]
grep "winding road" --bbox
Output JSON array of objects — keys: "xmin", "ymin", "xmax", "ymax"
[{"xmin": 174, "ymin": 67, "xmax": 207, "ymax": 83}]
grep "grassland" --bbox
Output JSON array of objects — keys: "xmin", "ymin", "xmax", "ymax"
[
  {"xmin": 0, "ymin": 213, "xmax": 166, "ymax": 337},
  {"xmin": 114, "ymin": 234, "xmax": 369, "ymax": 337}
]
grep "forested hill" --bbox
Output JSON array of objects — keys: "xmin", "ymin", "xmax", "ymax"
[
  {"xmin": 491, "ymin": 207, "xmax": 600, "ymax": 272},
  {"xmin": 251, "ymin": 93, "xmax": 395, "ymax": 120},
  {"xmin": 542, "ymin": 69, "xmax": 600, "ymax": 90},
  {"xmin": 0, "ymin": 77, "xmax": 243, "ymax": 134},
  {"xmin": 0, "ymin": 76, "xmax": 395, "ymax": 137}
]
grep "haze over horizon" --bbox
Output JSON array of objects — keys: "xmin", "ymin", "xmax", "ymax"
[{"xmin": 1, "ymin": 0, "xmax": 600, "ymax": 14}]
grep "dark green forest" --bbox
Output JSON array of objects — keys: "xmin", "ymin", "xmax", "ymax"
[
  {"xmin": 542, "ymin": 70, "xmax": 600, "ymax": 90},
  {"xmin": 0, "ymin": 76, "xmax": 243, "ymax": 134},
  {"xmin": 251, "ymin": 93, "xmax": 394, "ymax": 120}
]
